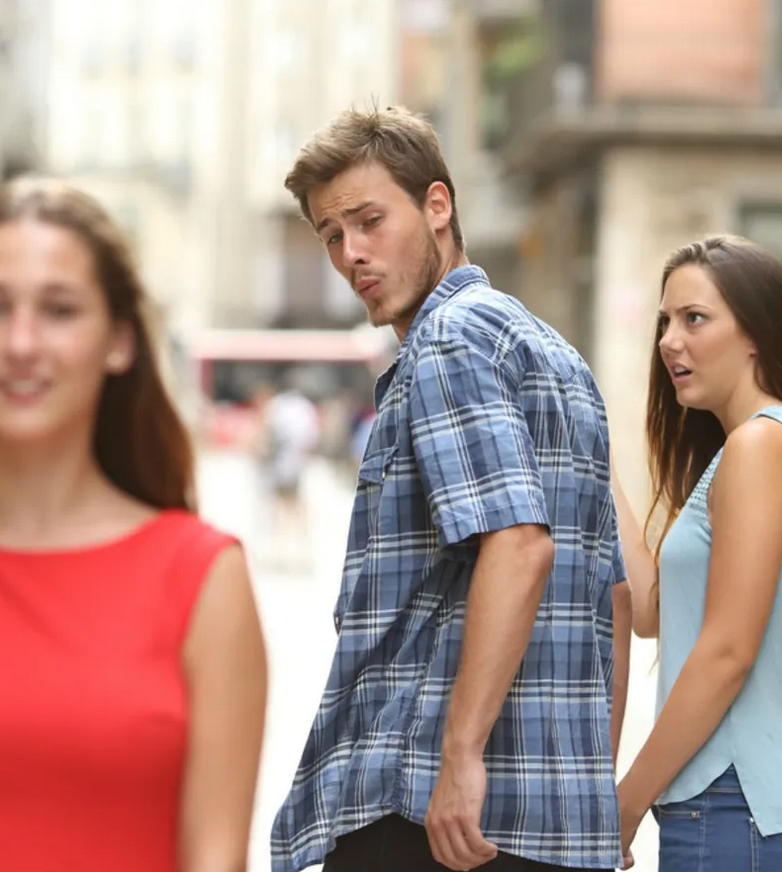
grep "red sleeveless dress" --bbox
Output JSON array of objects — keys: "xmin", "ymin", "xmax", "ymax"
[{"xmin": 0, "ymin": 510, "xmax": 236, "ymax": 872}]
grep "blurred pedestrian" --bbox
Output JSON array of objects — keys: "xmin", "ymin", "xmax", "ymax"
[
  {"xmin": 612, "ymin": 236, "xmax": 782, "ymax": 872},
  {"xmin": 271, "ymin": 107, "xmax": 631, "ymax": 872},
  {"xmin": 252, "ymin": 375, "xmax": 320, "ymax": 571},
  {"xmin": 0, "ymin": 177, "xmax": 266, "ymax": 872}
]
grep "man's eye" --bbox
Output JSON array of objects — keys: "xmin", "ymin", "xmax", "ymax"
[
  {"xmin": 326, "ymin": 231, "xmax": 343, "ymax": 246},
  {"xmin": 364, "ymin": 216, "xmax": 381, "ymax": 228}
]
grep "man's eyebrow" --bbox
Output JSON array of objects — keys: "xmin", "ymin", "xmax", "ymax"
[{"xmin": 316, "ymin": 201, "xmax": 376, "ymax": 233}]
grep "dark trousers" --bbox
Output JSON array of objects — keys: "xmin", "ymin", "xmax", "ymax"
[{"xmin": 322, "ymin": 814, "xmax": 605, "ymax": 872}]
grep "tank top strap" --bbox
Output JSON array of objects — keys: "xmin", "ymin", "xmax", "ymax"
[
  {"xmin": 751, "ymin": 404, "xmax": 782, "ymax": 428},
  {"xmin": 152, "ymin": 512, "xmax": 239, "ymax": 648},
  {"xmin": 688, "ymin": 405, "xmax": 782, "ymax": 520}
]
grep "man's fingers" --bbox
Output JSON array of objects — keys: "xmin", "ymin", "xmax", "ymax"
[
  {"xmin": 427, "ymin": 817, "xmax": 497, "ymax": 870},
  {"xmin": 442, "ymin": 821, "xmax": 477, "ymax": 869},
  {"xmin": 426, "ymin": 818, "xmax": 461, "ymax": 869},
  {"xmin": 462, "ymin": 820, "xmax": 498, "ymax": 862}
]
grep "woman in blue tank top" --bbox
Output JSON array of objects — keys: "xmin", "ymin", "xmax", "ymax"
[{"xmin": 612, "ymin": 236, "xmax": 782, "ymax": 872}]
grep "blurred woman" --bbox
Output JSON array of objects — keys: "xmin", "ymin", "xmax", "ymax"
[
  {"xmin": 0, "ymin": 176, "xmax": 266, "ymax": 872},
  {"xmin": 612, "ymin": 236, "xmax": 782, "ymax": 871}
]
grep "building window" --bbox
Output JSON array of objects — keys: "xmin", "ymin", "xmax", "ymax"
[{"xmin": 738, "ymin": 202, "xmax": 782, "ymax": 260}]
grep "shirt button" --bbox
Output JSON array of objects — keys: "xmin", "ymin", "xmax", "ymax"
[{"xmin": 334, "ymin": 615, "xmax": 342, "ymax": 631}]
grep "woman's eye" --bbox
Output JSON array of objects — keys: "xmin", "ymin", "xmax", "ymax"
[{"xmin": 46, "ymin": 304, "xmax": 79, "ymax": 318}]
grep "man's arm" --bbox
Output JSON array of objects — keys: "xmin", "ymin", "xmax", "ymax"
[
  {"xmin": 425, "ymin": 523, "xmax": 554, "ymax": 871},
  {"xmin": 408, "ymin": 332, "xmax": 553, "ymax": 870},
  {"xmin": 442, "ymin": 524, "xmax": 554, "ymax": 753},
  {"xmin": 611, "ymin": 580, "xmax": 632, "ymax": 768}
]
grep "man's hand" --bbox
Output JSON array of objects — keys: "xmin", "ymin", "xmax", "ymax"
[{"xmin": 425, "ymin": 751, "xmax": 498, "ymax": 870}]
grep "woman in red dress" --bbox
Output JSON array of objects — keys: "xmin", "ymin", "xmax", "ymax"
[{"xmin": 0, "ymin": 176, "xmax": 267, "ymax": 872}]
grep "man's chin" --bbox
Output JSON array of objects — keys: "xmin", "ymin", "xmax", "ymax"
[{"xmin": 365, "ymin": 306, "xmax": 392, "ymax": 328}]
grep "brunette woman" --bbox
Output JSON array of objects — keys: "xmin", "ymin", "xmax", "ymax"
[
  {"xmin": 0, "ymin": 177, "xmax": 266, "ymax": 872},
  {"xmin": 613, "ymin": 236, "xmax": 782, "ymax": 871}
]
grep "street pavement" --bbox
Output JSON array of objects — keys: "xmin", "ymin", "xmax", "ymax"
[{"xmin": 197, "ymin": 451, "xmax": 660, "ymax": 872}]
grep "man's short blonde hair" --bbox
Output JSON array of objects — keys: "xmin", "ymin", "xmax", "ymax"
[{"xmin": 284, "ymin": 106, "xmax": 464, "ymax": 251}]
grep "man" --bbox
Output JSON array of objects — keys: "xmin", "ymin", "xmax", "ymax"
[{"xmin": 271, "ymin": 107, "xmax": 632, "ymax": 872}]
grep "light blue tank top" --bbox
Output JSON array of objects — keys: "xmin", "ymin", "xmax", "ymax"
[{"xmin": 656, "ymin": 405, "xmax": 782, "ymax": 836}]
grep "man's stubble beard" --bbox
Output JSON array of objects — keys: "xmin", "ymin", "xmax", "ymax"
[{"xmin": 369, "ymin": 229, "xmax": 442, "ymax": 329}]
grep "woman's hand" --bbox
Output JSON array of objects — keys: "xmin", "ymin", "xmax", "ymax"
[{"xmin": 617, "ymin": 779, "xmax": 647, "ymax": 868}]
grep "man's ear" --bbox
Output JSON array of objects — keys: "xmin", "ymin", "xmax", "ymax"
[{"xmin": 424, "ymin": 181, "xmax": 453, "ymax": 234}]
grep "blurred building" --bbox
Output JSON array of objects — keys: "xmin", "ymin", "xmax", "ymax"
[
  {"xmin": 246, "ymin": 0, "xmax": 398, "ymax": 331},
  {"xmin": 40, "ymin": 0, "xmax": 399, "ymax": 336},
  {"xmin": 0, "ymin": 0, "xmax": 48, "ymax": 179},
  {"xmin": 399, "ymin": 0, "xmax": 532, "ymax": 296}
]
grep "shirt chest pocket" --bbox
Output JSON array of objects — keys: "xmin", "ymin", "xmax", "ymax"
[
  {"xmin": 334, "ymin": 444, "xmax": 398, "ymax": 632},
  {"xmin": 356, "ymin": 444, "xmax": 398, "ymax": 540}
]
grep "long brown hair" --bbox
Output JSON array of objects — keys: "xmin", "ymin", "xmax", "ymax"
[
  {"xmin": 0, "ymin": 176, "xmax": 196, "ymax": 511},
  {"xmin": 646, "ymin": 235, "xmax": 782, "ymax": 555}
]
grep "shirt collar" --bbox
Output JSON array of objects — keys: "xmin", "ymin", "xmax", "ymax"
[
  {"xmin": 398, "ymin": 264, "xmax": 490, "ymax": 359},
  {"xmin": 373, "ymin": 265, "xmax": 491, "ymax": 407}
]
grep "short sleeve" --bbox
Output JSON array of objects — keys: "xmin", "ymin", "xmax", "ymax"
[{"xmin": 409, "ymin": 335, "xmax": 550, "ymax": 547}]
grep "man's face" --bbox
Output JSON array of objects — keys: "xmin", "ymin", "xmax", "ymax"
[{"xmin": 308, "ymin": 161, "xmax": 444, "ymax": 338}]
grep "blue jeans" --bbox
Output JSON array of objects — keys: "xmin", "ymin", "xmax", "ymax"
[{"xmin": 656, "ymin": 766, "xmax": 782, "ymax": 872}]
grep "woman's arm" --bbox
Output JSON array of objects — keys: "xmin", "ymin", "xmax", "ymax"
[
  {"xmin": 611, "ymin": 459, "xmax": 660, "ymax": 638},
  {"xmin": 179, "ymin": 544, "xmax": 267, "ymax": 872},
  {"xmin": 618, "ymin": 419, "xmax": 782, "ymax": 849},
  {"xmin": 611, "ymin": 579, "xmax": 633, "ymax": 767}
]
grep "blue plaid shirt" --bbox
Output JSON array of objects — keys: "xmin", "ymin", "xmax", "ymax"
[{"xmin": 271, "ymin": 265, "xmax": 625, "ymax": 871}]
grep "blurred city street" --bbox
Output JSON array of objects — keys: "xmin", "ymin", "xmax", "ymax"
[
  {"xmin": 3, "ymin": 2, "xmax": 782, "ymax": 870},
  {"xmin": 197, "ymin": 449, "xmax": 661, "ymax": 872}
]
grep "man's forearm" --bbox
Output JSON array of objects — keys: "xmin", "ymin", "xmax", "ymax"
[{"xmin": 442, "ymin": 525, "xmax": 554, "ymax": 757}]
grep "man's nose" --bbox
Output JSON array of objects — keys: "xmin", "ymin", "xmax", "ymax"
[{"xmin": 341, "ymin": 229, "xmax": 368, "ymax": 269}]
